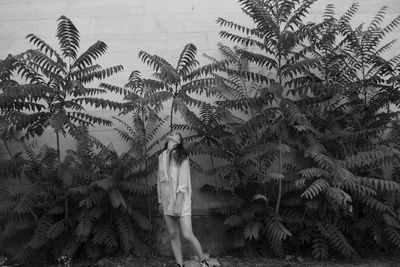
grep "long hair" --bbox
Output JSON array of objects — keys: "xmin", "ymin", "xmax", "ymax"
[{"xmin": 164, "ymin": 133, "xmax": 188, "ymax": 166}]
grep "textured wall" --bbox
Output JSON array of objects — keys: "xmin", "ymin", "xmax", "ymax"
[{"xmin": 1, "ymin": 0, "xmax": 400, "ymax": 215}]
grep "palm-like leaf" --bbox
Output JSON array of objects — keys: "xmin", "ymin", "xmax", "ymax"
[
  {"xmin": 0, "ymin": 129, "xmax": 156, "ymax": 264},
  {"xmin": 0, "ymin": 16, "xmax": 123, "ymax": 144},
  {"xmin": 56, "ymin": 16, "xmax": 80, "ymax": 60},
  {"xmin": 136, "ymin": 43, "xmax": 220, "ymax": 131}
]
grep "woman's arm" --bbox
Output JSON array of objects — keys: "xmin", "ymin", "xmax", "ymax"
[
  {"xmin": 176, "ymin": 157, "xmax": 190, "ymax": 194},
  {"xmin": 157, "ymin": 156, "xmax": 162, "ymax": 204},
  {"xmin": 173, "ymin": 157, "xmax": 190, "ymax": 216}
]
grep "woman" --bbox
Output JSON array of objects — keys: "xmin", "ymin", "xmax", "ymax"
[{"xmin": 157, "ymin": 131, "xmax": 209, "ymax": 267}]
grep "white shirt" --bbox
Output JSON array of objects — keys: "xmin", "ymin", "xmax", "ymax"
[{"xmin": 157, "ymin": 150, "xmax": 192, "ymax": 217}]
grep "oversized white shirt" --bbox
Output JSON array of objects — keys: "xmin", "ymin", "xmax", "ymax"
[{"xmin": 157, "ymin": 150, "xmax": 192, "ymax": 217}]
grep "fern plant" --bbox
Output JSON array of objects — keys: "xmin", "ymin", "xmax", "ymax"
[
  {"xmin": 205, "ymin": 0, "xmax": 400, "ymax": 260},
  {"xmin": 200, "ymin": 0, "xmax": 319, "ymax": 256},
  {"xmin": 173, "ymin": 102, "xmax": 236, "ymax": 185},
  {"xmin": 102, "ymin": 70, "xmax": 170, "ymax": 225},
  {"xmin": 134, "ymin": 43, "xmax": 222, "ymax": 131},
  {"xmin": 0, "ymin": 54, "xmax": 42, "ymax": 154},
  {"xmin": 0, "ymin": 16, "xmax": 123, "ymax": 153},
  {"xmin": 280, "ymin": 2, "xmax": 400, "ymax": 260},
  {"xmin": 0, "ymin": 129, "xmax": 154, "ymax": 264},
  {"xmin": 216, "ymin": 0, "xmax": 319, "ymax": 213}
]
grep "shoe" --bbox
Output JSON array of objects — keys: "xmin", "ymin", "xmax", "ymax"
[{"xmin": 200, "ymin": 258, "xmax": 209, "ymax": 267}]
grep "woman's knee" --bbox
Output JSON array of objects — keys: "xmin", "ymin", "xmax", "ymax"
[
  {"xmin": 168, "ymin": 230, "xmax": 179, "ymax": 240},
  {"xmin": 181, "ymin": 230, "xmax": 194, "ymax": 241}
]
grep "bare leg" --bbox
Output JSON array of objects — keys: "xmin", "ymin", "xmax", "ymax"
[
  {"xmin": 164, "ymin": 215, "xmax": 183, "ymax": 265},
  {"xmin": 179, "ymin": 215, "xmax": 205, "ymax": 262}
]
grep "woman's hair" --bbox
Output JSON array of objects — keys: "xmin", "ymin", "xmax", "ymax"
[{"xmin": 164, "ymin": 132, "xmax": 188, "ymax": 166}]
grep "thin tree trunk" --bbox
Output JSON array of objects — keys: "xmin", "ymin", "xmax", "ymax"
[
  {"xmin": 275, "ymin": 38, "xmax": 284, "ymax": 215},
  {"xmin": 210, "ymin": 155, "xmax": 217, "ymax": 186},
  {"xmin": 275, "ymin": 139, "xmax": 283, "ymax": 214},
  {"xmin": 56, "ymin": 132, "xmax": 61, "ymax": 161},
  {"xmin": 57, "ymin": 132, "xmax": 69, "ymax": 225},
  {"xmin": 142, "ymin": 109, "xmax": 152, "ymax": 225},
  {"xmin": 170, "ymin": 101, "xmax": 174, "ymax": 132},
  {"xmin": 205, "ymin": 139, "xmax": 217, "ymax": 186}
]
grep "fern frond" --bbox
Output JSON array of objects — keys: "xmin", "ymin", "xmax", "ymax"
[
  {"xmin": 337, "ymin": 2, "xmax": 359, "ymax": 26},
  {"xmin": 318, "ymin": 223, "xmax": 358, "ymax": 258},
  {"xmin": 342, "ymin": 147, "xmax": 398, "ymax": 170},
  {"xmin": 301, "ymin": 178, "xmax": 329, "ymax": 199},
  {"xmin": 99, "ymin": 83, "xmax": 132, "ymax": 96},
  {"xmin": 61, "ymin": 238, "xmax": 80, "ymax": 258},
  {"xmin": 265, "ymin": 214, "xmax": 292, "ymax": 257},
  {"xmin": 78, "ymin": 65, "xmax": 123, "ymax": 83},
  {"xmin": 72, "ymin": 97, "xmax": 122, "ymax": 110},
  {"xmin": 76, "ymin": 215, "xmax": 92, "ymax": 241},
  {"xmin": 355, "ymin": 176, "xmax": 399, "ymax": 192},
  {"xmin": 25, "ymin": 49, "xmax": 65, "ymax": 78},
  {"xmin": 237, "ymin": 50, "xmax": 277, "ymax": 70},
  {"xmin": 383, "ymin": 214, "xmax": 400, "ymax": 229},
  {"xmin": 385, "ymin": 226, "xmax": 400, "ymax": 248},
  {"xmin": 25, "ymin": 34, "xmax": 64, "ymax": 65},
  {"xmin": 129, "ymin": 209, "xmax": 152, "ymax": 231},
  {"xmin": 0, "ymin": 54, "xmax": 18, "ymax": 81},
  {"xmin": 138, "ymin": 50, "xmax": 176, "ymax": 74},
  {"xmin": 367, "ymin": 6, "xmax": 387, "ymax": 32},
  {"xmin": 90, "ymin": 176, "xmax": 113, "ymax": 190},
  {"xmin": 177, "ymin": 43, "xmax": 198, "ymax": 76},
  {"xmin": 92, "ymin": 224, "xmax": 118, "ymax": 249},
  {"xmin": 360, "ymin": 196, "xmax": 393, "ymax": 213},
  {"xmin": 299, "ymin": 168, "xmax": 329, "ymax": 179},
  {"xmin": 284, "ymin": 0, "xmax": 317, "ymax": 31},
  {"xmin": 312, "ymin": 237, "xmax": 329, "ymax": 259},
  {"xmin": 56, "ymin": 16, "xmax": 80, "ymax": 59},
  {"xmin": 117, "ymin": 181, "xmax": 153, "ymax": 196},
  {"xmin": 47, "ymin": 220, "xmax": 65, "ymax": 240},
  {"xmin": 325, "ymin": 187, "xmax": 352, "ymax": 208},
  {"xmin": 216, "ymin": 17, "xmax": 261, "ymax": 37},
  {"xmin": 109, "ymin": 188, "xmax": 127, "ymax": 210},
  {"xmin": 79, "ymin": 190, "xmax": 107, "ymax": 208},
  {"xmin": 180, "ymin": 78, "xmax": 218, "ymax": 94},
  {"xmin": 72, "ymin": 41, "xmax": 108, "ymax": 70},
  {"xmin": 218, "ymin": 31, "xmax": 271, "ymax": 53},
  {"xmin": 68, "ymin": 112, "xmax": 113, "ymax": 127},
  {"xmin": 28, "ymin": 216, "xmax": 53, "ymax": 249},
  {"xmin": 244, "ymin": 221, "xmax": 263, "ymax": 240},
  {"xmin": 12, "ymin": 188, "xmax": 38, "ymax": 216},
  {"xmin": 115, "ymin": 214, "xmax": 135, "ymax": 252}
]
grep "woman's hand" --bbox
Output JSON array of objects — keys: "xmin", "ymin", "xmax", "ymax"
[
  {"xmin": 158, "ymin": 203, "xmax": 163, "ymax": 214},
  {"xmin": 173, "ymin": 191, "xmax": 184, "ymax": 216}
]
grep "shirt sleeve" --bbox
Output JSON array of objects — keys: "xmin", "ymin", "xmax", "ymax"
[
  {"xmin": 176, "ymin": 157, "xmax": 190, "ymax": 194},
  {"xmin": 157, "ymin": 156, "xmax": 162, "ymax": 204}
]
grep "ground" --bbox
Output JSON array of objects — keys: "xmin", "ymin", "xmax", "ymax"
[{"xmin": 43, "ymin": 254, "xmax": 400, "ymax": 267}]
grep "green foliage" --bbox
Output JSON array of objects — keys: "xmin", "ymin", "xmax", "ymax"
[
  {"xmin": 2, "ymin": 0, "xmax": 400, "ymax": 263},
  {"xmin": 0, "ymin": 16, "xmax": 123, "ymax": 142},
  {"xmin": 105, "ymin": 68, "xmax": 169, "ymax": 244},
  {"xmin": 0, "ymin": 129, "xmax": 155, "ymax": 264},
  {"xmin": 202, "ymin": 0, "xmax": 400, "ymax": 260},
  {"xmin": 134, "ymin": 43, "xmax": 224, "ymax": 132}
]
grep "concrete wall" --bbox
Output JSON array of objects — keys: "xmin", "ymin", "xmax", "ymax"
[{"xmin": 1, "ymin": 0, "xmax": 400, "ymax": 225}]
